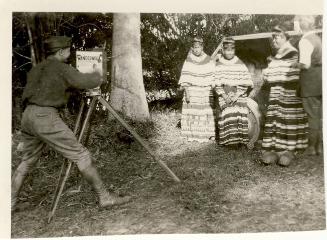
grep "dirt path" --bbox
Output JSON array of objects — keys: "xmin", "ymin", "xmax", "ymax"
[
  {"xmin": 11, "ymin": 113, "xmax": 326, "ymax": 237},
  {"xmin": 11, "ymin": 145, "xmax": 325, "ymax": 237}
]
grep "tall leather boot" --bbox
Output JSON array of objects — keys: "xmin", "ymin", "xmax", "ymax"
[
  {"xmin": 11, "ymin": 161, "xmax": 31, "ymax": 212},
  {"xmin": 79, "ymin": 164, "xmax": 131, "ymax": 207},
  {"xmin": 304, "ymin": 129, "xmax": 318, "ymax": 156}
]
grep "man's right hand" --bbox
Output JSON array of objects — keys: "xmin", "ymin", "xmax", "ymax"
[{"xmin": 93, "ymin": 64, "xmax": 103, "ymax": 76}]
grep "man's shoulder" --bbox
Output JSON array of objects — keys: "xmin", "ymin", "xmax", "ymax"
[
  {"xmin": 29, "ymin": 59, "xmax": 73, "ymax": 78},
  {"xmin": 28, "ymin": 61, "xmax": 47, "ymax": 74},
  {"xmin": 302, "ymin": 33, "xmax": 321, "ymax": 46},
  {"xmin": 304, "ymin": 32, "xmax": 321, "ymax": 40},
  {"xmin": 32, "ymin": 58, "xmax": 60, "ymax": 69},
  {"xmin": 47, "ymin": 59, "xmax": 76, "ymax": 75}
]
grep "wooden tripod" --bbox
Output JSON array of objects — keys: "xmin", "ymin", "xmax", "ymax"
[{"xmin": 47, "ymin": 95, "xmax": 181, "ymax": 223}]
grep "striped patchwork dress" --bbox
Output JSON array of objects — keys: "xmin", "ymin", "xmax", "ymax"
[
  {"xmin": 214, "ymin": 56, "xmax": 253, "ymax": 145},
  {"xmin": 262, "ymin": 41, "xmax": 308, "ymax": 152},
  {"xmin": 179, "ymin": 52, "xmax": 216, "ymax": 142}
]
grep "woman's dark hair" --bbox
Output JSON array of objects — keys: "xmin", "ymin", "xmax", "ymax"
[{"xmin": 272, "ymin": 25, "xmax": 290, "ymax": 40}]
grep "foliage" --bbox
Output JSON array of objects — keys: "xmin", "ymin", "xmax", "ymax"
[
  {"xmin": 11, "ymin": 13, "xmax": 322, "ymax": 130},
  {"xmin": 12, "ymin": 13, "xmax": 114, "ymax": 130},
  {"xmin": 140, "ymin": 13, "xmax": 302, "ymax": 92}
]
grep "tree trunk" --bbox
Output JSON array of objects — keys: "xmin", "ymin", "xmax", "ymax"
[
  {"xmin": 24, "ymin": 13, "xmax": 38, "ymax": 66},
  {"xmin": 24, "ymin": 12, "xmax": 47, "ymax": 65},
  {"xmin": 110, "ymin": 13, "xmax": 149, "ymax": 121}
]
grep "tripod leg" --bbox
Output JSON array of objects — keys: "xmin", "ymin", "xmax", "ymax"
[
  {"xmin": 49, "ymin": 99, "xmax": 86, "ymax": 218},
  {"xmin": 78, "ymin": 97, "xmax": 98, "ymax": 142},
  {"xmin": 48, "ymin": 98, "xmax": 97, "ymax": 223},
  {"xmin": 73, "ymin": 100, "xmax": 86, "ymax": 134},
  {"xmin": 49, "ymin": 158, "xmax": 66, "ymax": 211},
  {"xmin": 98, "ymin": 97, "xmax": 181, "ymax": 183},
  {"xmin": 48, "ymin": 160, "xmax": 73, "ymax": 223}
]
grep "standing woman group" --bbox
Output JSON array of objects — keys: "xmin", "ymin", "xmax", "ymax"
[
  {"xmin": 179, "ymin": 36, "xmax": 254, "ymax": 146},
  {"xmin": 179, "ymin": 14, "xmax": 322, "ymax": 167}
]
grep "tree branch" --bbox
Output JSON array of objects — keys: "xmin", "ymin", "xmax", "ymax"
[
  {"xmin": 60, "ymin": 20, "xmax": 104, "ymax": 34},
  {"xmin": 163, "ymin": 13, "xmax": 181, "ymax": 39},
  {"xmin": 14, "ymin": 62, "xmax": 32, "ymax": 71},
  {"xmin": 13, "ymin": 50, "xmax": 31, "ymax": 61},
  {"xmin": 24, "ymin": 13, "xmax": 37, "ymax": 66}
]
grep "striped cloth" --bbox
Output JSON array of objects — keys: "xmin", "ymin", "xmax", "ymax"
[
  {"xmin": 214, "ymin": 56, "xmax": 253, "ymax": 145},
  {"xmin": 179, "ymin": 52, "xmax": 216, "ymax": 142},
  {"xmin": 262, "ymin": 41, "xmax": 308, "ymax": 152}
]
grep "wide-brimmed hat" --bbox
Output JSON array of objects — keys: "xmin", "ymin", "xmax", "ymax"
[{"xmin": 44, "ymin": 36, "xmax": 72, "ymax": 54}]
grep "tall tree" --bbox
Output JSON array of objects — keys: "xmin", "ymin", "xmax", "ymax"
[{"xmin": 110, "ymin": 13, "xmax": 149, "ymax": 120}]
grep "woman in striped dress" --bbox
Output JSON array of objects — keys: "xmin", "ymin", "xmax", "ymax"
[
  {"xmin": 214, "ymin": 37, "xmax": 253, "ymax": 146},
  {"xmin": 178, "ymin": 37, "xmax": 216, "ymax": 142},
  {"xmin": 261, "ymin": 26, "xmax": 308, "ymax": 166}
]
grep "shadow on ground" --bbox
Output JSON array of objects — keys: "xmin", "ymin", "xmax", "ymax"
[{"xmin": 11, "ymin": 111, "xmax": 326, "ymax": 237}]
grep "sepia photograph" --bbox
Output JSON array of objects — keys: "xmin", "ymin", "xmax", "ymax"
[{"xmin": 1, "ymin": 0, "xmax": 326, "ymax": 239}]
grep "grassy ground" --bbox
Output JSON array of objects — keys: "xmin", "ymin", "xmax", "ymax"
[{"xmin": 11, "ymin": 110, "xmax": 326, "ymax": 237}]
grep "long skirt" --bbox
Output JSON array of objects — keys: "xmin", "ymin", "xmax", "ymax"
[
  {"xmin": 218, "ymin": 97, "xmax": 249, "ymax": 145},
  {"xmin": 181, "ymin": 86, "xmax": 216, "ymax": 142},
  {"xmin": 262, "ymin": 82, "xmax": 308, "ymax": 152}
]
